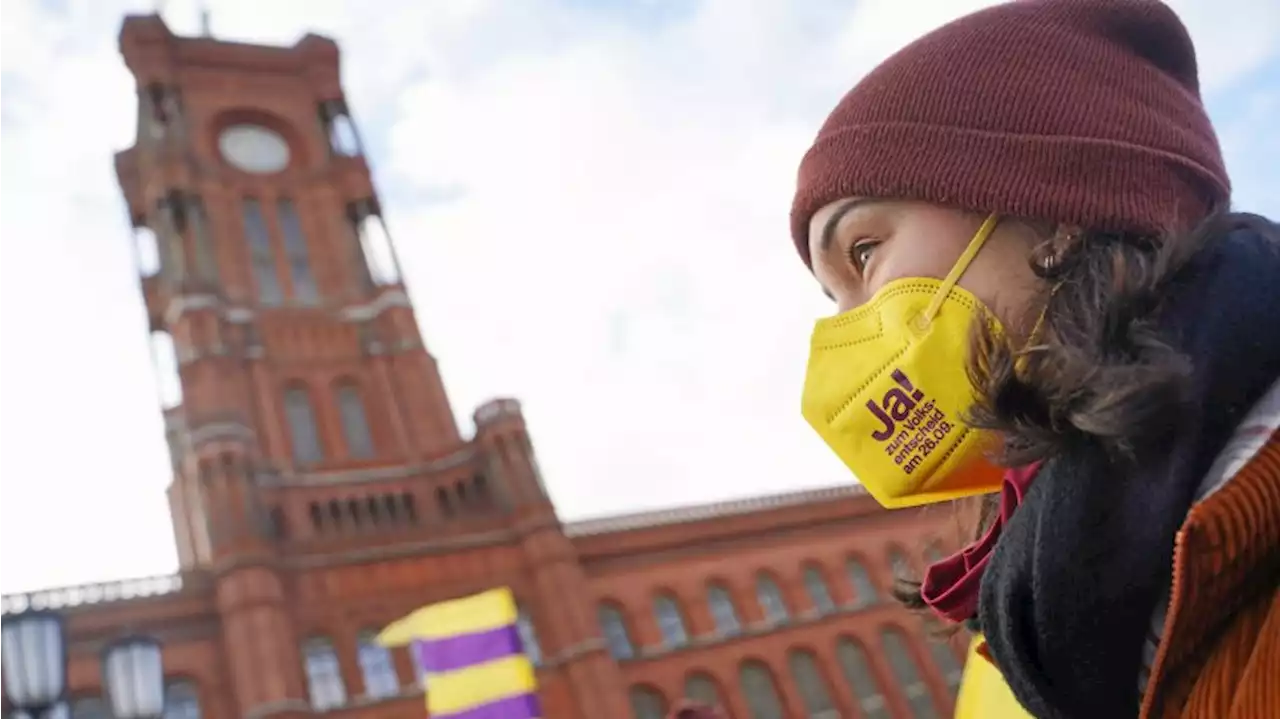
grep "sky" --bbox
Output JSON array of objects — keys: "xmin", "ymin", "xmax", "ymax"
[{"xmin": 1, "ymin": 0, "xmax": 1278, "ymax": 595}]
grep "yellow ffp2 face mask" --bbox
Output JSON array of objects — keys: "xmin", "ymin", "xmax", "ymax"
[{"xmin": 801, "ymin": 214, "xmax": 1004, "ymax": 509}]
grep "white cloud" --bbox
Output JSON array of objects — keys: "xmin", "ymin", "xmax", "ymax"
[
  {"xmin": 1166, "ymin": 0, "xmax": 1280, "ymax": 91},
  {"xmin": 2, "ymin": 0, "xmax": 1277, "ymax": 593}
]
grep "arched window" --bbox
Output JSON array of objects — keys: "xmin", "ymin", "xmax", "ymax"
[
  {"xmin": 888, "ymin": 546, "xmax": 913, "ymax": 579},
  {"xmin": 755, "ymin": 573, "xmax": 789, "ymax": 624},
  {"xmin": 599, "ymin": 603, "xmax": 635, "ymax": 660},
  {"xmin": 303, "ymin": 637, "xmax": 347, "ymax": 709},
  {"xmin": 707, "ymin": 583, "xmax": 741, "ymax": 636},
  {"xmin": 653, "ymin": 593, "xmax": 689, "ymax": 649},
  {"xmin": 357, "ymin": 629, "xmax": 399, "ymax": 699},
  {"xmin": 924, "ymin": 540, "xmax": 946, "ymax": 564},
  {"xmin": 328, "ymin": 114, "xmax": 361, "ymax": 157},
  {"xmin": 628, "ymin": 685, "xmax": 668, "ymax": 719},
  {"xmin": 219, "ymin": 452, "xmax": 241, "ymax": 482},
  {"xmin": 516, "ymin": 605, "xmax": 542, "ymax": 667},
  {"xmin": 284, "ymin": 385, "xmax": 324, "ymax": 465},
  {"xmin": 154, "ymin": 195, "xmax": 187, "ymax": 282},
  {"xmin": 71, "ymin": 698, "xmax": 108, "ymax": 719},
  {"xmin": 739, "ymin": 660, "xmax": 786, "ymax": 719},
  {"xmin": 356, "ymin": 212, "xmax": 400, "ymax": 285},
  {"xmin": 186, "ymin": 197, "xmax": 217, "ymax": 285},
  {"xmin": 789, "ymin": 649, "xmax": 837, "ymax": 718},
  {"xmin": 334, "ymin": 382, "xmax": 374, "ymax": 459},
  {"xmin": 928, "ymin": 636, "xmax": 965, "ymax": 695},
  {"xmin": 409, "ymin": 642, "xmax": 427, "ymax": 688},
  {"xmin": 268, "ymin": 506, "xmax": 288, "ymax": 539},
  {"xmin": 133, "ymin": 225, "xmax": 160, "ymax": 277},
  {"xmin": 684, "ymin": 672, "xmax": 724, "ymax": 709},
  {"xmin": 472, "ymin": 473, "xmax": 490, "ymax": 506},
  {"xmin": 347, "ymin": 498, "xmax": 363, "ymax": 528},
  {"xmin": 846, "ymin": 558, "xmax": 879, "ymax": 608},
  {"xmin": 834, "ymin": 637, "xmax": 891, "ymax": 719},
  {"xmin": 309, "ymin": 502, "xmax": 324, "ymax": 531},
  {"xmin": 242, "ymin": 198, "xmax": 282, "ymax": 304},
  {"xmin": 278, "ymin": 198, "xmax": 318, "ymax": 304},
  {"xmin": 437, "ymin": 486, "xmax": 453, "ymax": 517},
  {"xmin": 164, "ymin": 681, "xmax": 201, "ymax": 719},
  {"xmin": 880, "ymin": 627, "xmax": 939, "ymax": 718},
  {"xmin": 149, "ymin": 330, "xmax": 182, "ymax": 409},
  {"xmin": 383, "ymin": 494, "xmax": 399, "ymax": 522},
  {"xmin": 365, "ymin": 496, "xmax": 381, "ymax": 525},
  {"xmin": 803, "ymin": 564, "xmax": 835, "ymax": 615},
  {"xmin": 402, "ymin": 492, "xmax": 417, "ymax": 522}
]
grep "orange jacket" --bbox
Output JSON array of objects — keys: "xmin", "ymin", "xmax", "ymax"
[
  {"xmin": 1139, "ymin": 426, "xmax": 1280, "ymax": 718},
  {"xmin": 947, "ymin": 378, "xmax": 1280, "ymax": 719},
  {"xmin": 957, "ymin": 427, "xmax": 1280, "ymax": 719},
  {"xmin": 673, "ymin": 429, "xmax": 1279, "ymax": 719}
]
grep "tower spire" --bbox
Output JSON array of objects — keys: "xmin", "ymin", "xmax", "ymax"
[{"xmin": 198, "ymin": 1, "xmax": 212, "ymax": 37}]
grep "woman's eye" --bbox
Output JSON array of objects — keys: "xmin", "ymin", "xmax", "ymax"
[{"xmin": 847, "ymin": 240, "xmax": 878, "ymax": 271}]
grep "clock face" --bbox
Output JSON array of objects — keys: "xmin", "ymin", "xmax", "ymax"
[{"xmin": 217, "ymin": 124, "xmax": 291, "ymax": 174}]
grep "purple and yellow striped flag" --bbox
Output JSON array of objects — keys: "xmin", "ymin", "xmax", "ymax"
[{"xmin": 377, "ymin": 588, "xmax": 539, "ymax": 719}]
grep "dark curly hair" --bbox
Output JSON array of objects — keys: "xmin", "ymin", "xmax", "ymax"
[{"xmin": 893, "ymin": 208, "xmax": 1279, "ymax": 618}]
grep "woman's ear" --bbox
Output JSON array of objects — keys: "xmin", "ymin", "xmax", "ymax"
[{"xmin": 1033, "ymin": 224, "xmax": 1082, "ymax": 273}]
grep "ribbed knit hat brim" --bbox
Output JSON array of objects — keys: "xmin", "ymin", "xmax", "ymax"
[{"xmin": 790, "ymin": 0, "xmax": 1230, "ymax": 267}]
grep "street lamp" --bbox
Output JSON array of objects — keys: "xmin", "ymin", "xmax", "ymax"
[
  {"xmin": 9, "ymin": 702, "xmax": 70, "ymax": 719},
  {"xmin": 3, "ymin": 612, "xmax": 166, "ymax": 719},
  {"xmin": 2, "ymin": 610, "xmax": 68, "ymax": 719},
  {"xmin": 39, "ymin": 702, "xmax": 70, "ymax": 719},
  {"xmin": 101, "ymin": 636, "xmax": 166, "ymax": 719}
]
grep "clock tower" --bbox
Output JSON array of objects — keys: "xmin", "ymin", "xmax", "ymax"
[
  {"xmin": 115, "ymin": 15, "xmax": 469, "ymax": 567},
  {"xmin": 113, "ymin": 15, "xmax": 629, "ymax": 719}
]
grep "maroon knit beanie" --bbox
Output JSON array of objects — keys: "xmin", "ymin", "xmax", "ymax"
[{"xmin": 790, "ymin": 0, "xmax": 1230, "ymax": 267}]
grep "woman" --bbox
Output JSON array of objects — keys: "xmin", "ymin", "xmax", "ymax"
[
  {"xmin": 672, "ymin": 1, "xmax": 1278, "ymax": 717},
  {"xmin": 790, "ymin": 0, "xmax": 1278, "ymax": 718}
]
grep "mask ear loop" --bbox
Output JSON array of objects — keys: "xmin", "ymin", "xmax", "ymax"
[
  {"xmin": 919, "ymin": 213, "xmax": 1002, "ymax": 327},
  {"xmin": 1014, "ymin": 279, "xmax": 1064, "ymax": 377}
]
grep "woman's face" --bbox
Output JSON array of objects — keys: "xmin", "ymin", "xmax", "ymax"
[{"xmin": 807, "ymin": 198, "xmax": 1046, "ymax": 331}]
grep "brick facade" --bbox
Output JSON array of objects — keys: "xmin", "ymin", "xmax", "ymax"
[{"xmin": 1, "ymin": 15, "xmax": 971, "ymax": 719}]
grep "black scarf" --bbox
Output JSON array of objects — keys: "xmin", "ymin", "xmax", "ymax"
[{"xmin": 978, "ymin": 221, "xmax": 1280, "ymax": 717}]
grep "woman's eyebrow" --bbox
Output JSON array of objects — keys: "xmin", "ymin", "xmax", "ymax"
[
  {"xmin": 818, "ymin": 198, "xmax": 872, "ymax": 255},
  {"xmin": 812, "ymin": 199, "xmax": 873, "ymax": 300}
]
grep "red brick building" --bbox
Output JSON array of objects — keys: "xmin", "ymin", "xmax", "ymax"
[{"xmin": 1, "ymin": 16, "xmax": 970, "ymax": 719}]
